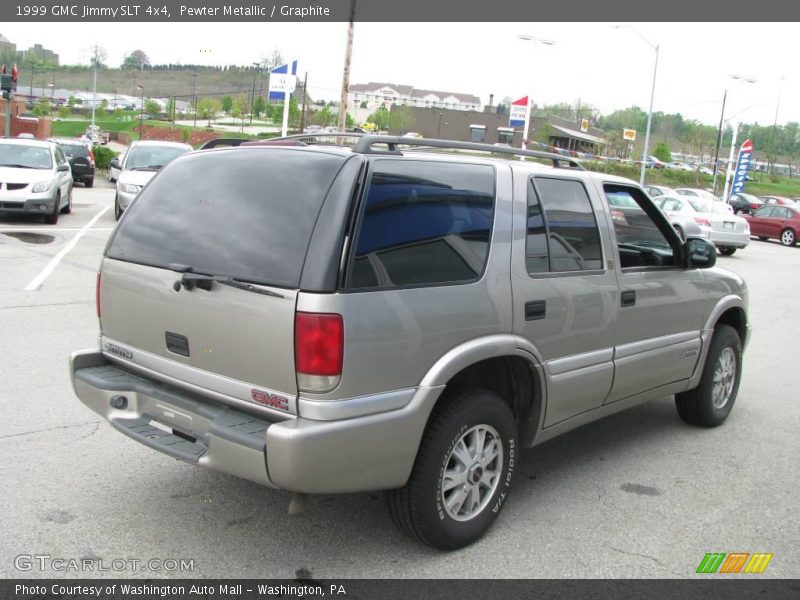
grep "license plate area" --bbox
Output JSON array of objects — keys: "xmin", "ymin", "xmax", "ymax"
[{"xmin": 723, "ymin": 221, "xmax": 734, "ymax": 230}]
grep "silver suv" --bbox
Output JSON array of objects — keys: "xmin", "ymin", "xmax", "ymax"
[{"xmin": 71, "ymin": 136, "xmax": 749, "ymax": 550}]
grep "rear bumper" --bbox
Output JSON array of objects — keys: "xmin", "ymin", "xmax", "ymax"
[
  {"xmin": 71, "ymin": 350, "xmax": 442, "ymax": 493},
  {"xmin": 711, "ymin": 229, "xmax": 750, "ymax": 248}
]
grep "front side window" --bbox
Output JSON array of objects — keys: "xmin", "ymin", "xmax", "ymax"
[
  {"xmin": 753, "ymin": 206, "xmax": 774, "ymax": 217},
  {"xmin": 526, "ymin": 177, "xmax": 603, "ymax": 273},
  {"xmin": 604, "ymin": 184, "xmax": 678, "ymax": 269},
  {"xmin": 351, "ymin": 161, "xmax": 495, "ymax": 289}
]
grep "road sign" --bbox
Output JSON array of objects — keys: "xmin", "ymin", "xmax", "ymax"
[{"xmin": 623, "ymin": 128, "xmax": 637, "ymax": 141}]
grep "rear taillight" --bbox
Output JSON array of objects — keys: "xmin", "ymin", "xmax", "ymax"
[
  {"xmin": 751, "ymin": 203, "xmax": 759, "ymax": 209},
  {"xmin": 95, "ymin": 272, "xmax": 101, "ymax": 318},
  {"xmin": 295, "ymin": 312, "xmax": 343, "ymax": 393},
  {"xmin": 88, "ymin": 149, "xmax": 95, "ymax": 166},
  {"xmin": 610, "ymin": 209, "xmax": 628, "ymax": 225},
  {"xmin": 693, "ymin": 217, "xmax": 710, "ymax": 226}
]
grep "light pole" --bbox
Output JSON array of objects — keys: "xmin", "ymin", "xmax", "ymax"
[
  {"xmin": 613, "ymin": 25, "xmax": 659, "ymax": 186},
  {"xmin": 517, "ymin": 34, "xmax": 557, "ymax": 150},
  {"xmin": 712, "ymin": 75, "xmax": 757, "ymax": 195},
  {"xmin": 137, "ymin": 85, "xmax": 144, "ymax": 139},
  {"xmin": 47, "ymin": 82, "xmax": 54, "ymax": 113}
]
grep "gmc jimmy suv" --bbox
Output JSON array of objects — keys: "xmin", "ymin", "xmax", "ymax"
[{"xmin": 71, "ymin": 135, "xmax": 749, "ymax": 550}]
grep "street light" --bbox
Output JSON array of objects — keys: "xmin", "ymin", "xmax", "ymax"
[
  {"xmin": 720, "ymin": 76, "xmax": 758, "ymax": 202},
  {"xmin": 612, "ymin": 25, "xmax": 659, "ymax": 186},
  {"xmin": 712, "ymin": 75, "xmax": 757, "ymax": 195},
  {"xmin": 517, "ymin": 34, "xmax": 557, "ymax": 150},
  {"xmin": 137, "ymin": 85, "xmax": 144, "ymax": 139}
]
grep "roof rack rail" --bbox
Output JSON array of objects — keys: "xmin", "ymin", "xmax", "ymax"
[{"xmin": 351, "ymin": 135, "xmax": 585, "ymax": 170}]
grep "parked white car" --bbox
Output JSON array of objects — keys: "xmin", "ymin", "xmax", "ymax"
[
  {"xmin": 113, "ymin": 141, "xmax": 192, "ymax": 220},
  {"xmin": 654, "ymin": 195, "xmax": 749, "ymax": 255}
]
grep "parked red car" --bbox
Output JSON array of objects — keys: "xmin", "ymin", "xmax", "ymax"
[
  {"xmin": 759, "ymin": 195, "xmax": 798, "ymax": 207},
  {"xmin": 743, "ymin": 204, "xmax": 800, "ymax": 246}
]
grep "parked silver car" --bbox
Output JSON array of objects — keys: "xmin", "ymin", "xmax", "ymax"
[
  {"xmin": 72, "ymin": 136, "xmax": 750, "ymax": 550},
  {"xmin": 654, "ymin": 194, "xmax": 750, "ymax": 255},
  {"xmin": 112, "ymin": 140, "xmax": 192, "ymax": 220},
  {"xmin": 0, "ymin": 138, "xmax": 73, "ymax": 224}
]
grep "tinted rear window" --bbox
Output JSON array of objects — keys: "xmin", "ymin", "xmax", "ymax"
[{"xmin": 106, "ymin": 149, "xmax": 346, "ymax": 288}]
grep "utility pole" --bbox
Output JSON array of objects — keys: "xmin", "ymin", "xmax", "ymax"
[
  {"xmin": 337, "ymin": 0, "xmax": 356, "ymax": 131},
  {"xmin": 711, "ymin": 89, "xmax": 727, "ymax": 195},
  {"xmin": 250, "ymin": 62, "xmax": 259, "ymax": 125},
  {"xmin": 192, "ymin": 73, "xmax": 198, "ymax": 127}
]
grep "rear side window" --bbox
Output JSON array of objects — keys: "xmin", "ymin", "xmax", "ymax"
[
  {"xmin": 526, "ymin": 177, "xmax": 603, "ymax": 273},
  {"xmin": 350, "ymin": 160, "xmax": 495, "ymax": 289},
  {"xmin": 106, "ymin": 149, "xmax": 347, "ymax": 288}
]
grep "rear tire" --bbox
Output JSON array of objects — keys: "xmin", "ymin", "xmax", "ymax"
[
  {"xmin": 85, "ymin": 178, "xmax": 94, "ymax": 188},
  {"xmin": 44, "ymin": 193, "xmax": 60, "ymax": 225},
  {"xmin": 675, "ymin": 324, "xmax": 742, "ymax": 427},
  {"xmin": 719, "ymin": 247, "xmax": 736, "ymax": 256},
  {"xmin": 387, "ymin": 388, "xmax": 517, "ymax": 550},
  {"xmin": 114, "ymin": 195, "xmax": 122, "ymax": 221},
  {"xmin": 780, "ymin": 228, "xmax": 796, "ymax": 247}
]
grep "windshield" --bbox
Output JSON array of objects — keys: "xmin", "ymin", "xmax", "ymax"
[
  {"xmin": 125, "ymin": 145, "xmax": 190, "ymax": 170},
  {"xmin": 0, "ymin": 144, "xmax": 53, "ymax": 169}
]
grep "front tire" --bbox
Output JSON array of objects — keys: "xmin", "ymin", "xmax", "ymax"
[
  {"xmin": 61, "ymin": 186, "xmax": 72, "ymax": 214},
  {"xmin": 387, "ymin": 389, "xmax": 517, "ymax": 550},
  {"xmin": 675, "ymin": 324, "xmax": 742, "ymax": 427},
  {"xmin": 44, "ymin": 193, "xmax": 60, "ymax": 225},
  {"xmin": 780, "ymin": 228, "xmax": 796, "ymax": 247}
]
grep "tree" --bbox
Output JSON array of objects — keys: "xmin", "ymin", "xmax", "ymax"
[
  {"xmin": 166, "ymin": 98, "xmax": 175, "ymax": 121},
  {"xmin": 345, "ymin": 112, "xmax": 355, "ymax": 129},
  {"xmin": 96, "ymin": 99, "xmax": 108, "ymax": 119},
  {"xmin": 359, "ymin": 101, "xmax": 368, "ymax": 109},
  {"xmin": 33, "ymin": 97, "xmax": 50, "ymax": 116},
  {"xmin": 653, "ymin": 142, "xmax": 672, "ymax": 163},
  {"xmin": 122, "ymin": 50, "xmax": 150, "ymax": 70},
  {"xmin": 221, "ymin": 95, "xmax": 233, "ymax": 114},
  {"xmin": 261, "ymin": 49, "xmax": 285, "ymax": 71},
  {"xmin": 311, "ymin": 105, "xmax": 334, "ymax": 127},
  {"xmin": 88, "ymin": 45, "xmax": 108, "ymax": 69},
  {"xmin": 58, "ymin": 106, "xmax": 70, "ymax": 119},
  {"xmin": 196, "ymin": 97, "xmax": 221, "ymax": 127},
  {"xmin": 253, "ymin": 96, "xmax": 266, "ymax": 119},
  {"xmin": 145, "ymin": 99, "xmax": 161, "ymax": 116},
  {"xmin": 366, "ymin": 106, "xmax": 390, "ymax": 130},
  {"xmin": 231, "ymin": 94, "xmax": 250, "ymax": 130},
  {"xmin": 388, "ymin": 106, "xmax": 416, "ymax": 133},
  {"xmin": 67, "ymin": 95, "xmax": 80, "ymax": 107}
]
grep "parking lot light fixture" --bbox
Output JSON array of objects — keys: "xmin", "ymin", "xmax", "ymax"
[
  {"xmin": 517, "ymin": 35, "xmax": 558, "ymax": 151},
  {"xmin": 612, "ymin": 25, "xmax": 659, "ymax": 186}
]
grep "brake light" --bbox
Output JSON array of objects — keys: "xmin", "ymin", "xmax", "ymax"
[
  {"xmin": 88, "ymin": 148, "xmax": 95, "ymax": 167},
  {"xmin": 95, "ymin": 272, "xmax": 101, "ymax": 318},
  {"xmin": 693, "ymin": 217, "xmax": 710, "ymax": 226},
  {"xmin": 751, "ymin": 203, "xmax": 759, "ymax": 209},
  {"xmin": 295, "ymin": 312, "xmax": 343, "ymax": 392},
  {"xmin": 610, "ymin": 209, "xmax": 628, "ymax": 225}
]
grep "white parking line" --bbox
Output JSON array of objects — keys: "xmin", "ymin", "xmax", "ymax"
[{"xmin": 23, "ymin": 207, "xmax": 111, "ymax": 291}]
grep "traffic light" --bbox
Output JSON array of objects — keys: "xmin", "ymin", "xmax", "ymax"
[
  {"xmin": 1, "ymin": 64, "xmax": 17, "ymax": 100},
  {"xmin": 1, "ymin": 64, "xmax": 18, "ymax": 97}
]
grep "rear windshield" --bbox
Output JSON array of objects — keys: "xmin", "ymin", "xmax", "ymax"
[
  {"xmin": 106, "ymin": 149, "xmax": 347, "ymax": 288},
  {"xmin": 124, "ymin": 145, "xmax": 190, "ymax": 170},
  {"xmin": 59, "ymin": 143, "xmax": 90, "ymax": 157}
]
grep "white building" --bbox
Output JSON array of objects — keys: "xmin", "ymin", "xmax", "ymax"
[{"xmin": 349, "ymin": 82, "xmax": 482, "ymax": 113}]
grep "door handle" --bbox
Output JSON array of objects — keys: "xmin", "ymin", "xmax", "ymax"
[
  {"xmin": 525, "ymin": 300, "xmax": 547, "ymax": 321},
  {"xmin": 621, "ymin": 290, "xmax": 636, "ymax": 307}
]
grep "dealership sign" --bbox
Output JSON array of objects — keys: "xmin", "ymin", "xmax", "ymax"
[
  {"xmin": 268, "ymin": 61, "xmax": 298, "ymax": 101},
  {"xmin": 509, "ymin": 96, "xmax": 529, "ymax": 127},
  {"xmin": 623, "ymin": 128, "xmax": 637, "ymax": 141},
  {"xmin": 731, "ymin": 139, "xmax": 754, "ymax": 194}
]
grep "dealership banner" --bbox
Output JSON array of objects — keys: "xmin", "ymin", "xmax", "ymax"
[
  {"xmin": 509, "ymin": 96, "xmax": 530, "ymax": 128},
  {"xmin": 268, "ymin": 61, "xmax": 298, "ymax": 101},
  {"xmin": 731, "ymin": 139, "xmax": 754, "ymax": 194}
]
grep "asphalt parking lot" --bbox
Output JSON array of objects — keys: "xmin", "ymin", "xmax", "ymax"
[{"xmin": 1, "ymin": 181, "xmax": 798, "ymax": 579}]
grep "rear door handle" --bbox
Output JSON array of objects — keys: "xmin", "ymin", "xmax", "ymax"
[
  {"xmin": 525, "ymin": 300, "xmax": 547, "ymax": 321},
  {"xmin": 621, "ymin": 290, "xmax": 636, "ymax": 307}
]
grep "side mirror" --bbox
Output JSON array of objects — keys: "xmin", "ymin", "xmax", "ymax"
[
  {"xmin": 110, "ymin": 158, "xmax": 120, "ymax": 169},
  {"xmin": 685, "ymin": 238, "xmax": 716, "ymax": 269},
  {"xmin": 57, "ymin": 163, "xmax": 70, "ymax": 172}
]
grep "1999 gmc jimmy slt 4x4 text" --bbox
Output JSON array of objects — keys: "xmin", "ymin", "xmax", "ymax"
[{"xmin": 71, "ymin": 135, "xmax": 749, "ymax": 550}]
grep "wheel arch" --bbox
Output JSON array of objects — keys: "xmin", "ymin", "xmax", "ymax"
[{"xmin": 419, "ymin": 335, "xmax": 546, "ymax": 448}]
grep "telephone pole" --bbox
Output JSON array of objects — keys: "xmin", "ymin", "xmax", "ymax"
[{"xmin": 337, "ymin": 0, "xmax": 356, "ymax": 131}]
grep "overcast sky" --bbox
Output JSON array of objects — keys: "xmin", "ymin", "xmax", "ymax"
[{"xmin": 5, "ymin": 22, "xmax": 797, "ymax": 127}]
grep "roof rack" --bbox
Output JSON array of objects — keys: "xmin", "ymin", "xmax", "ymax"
[{"xmin": 352, "ymin": 135, "xmax": 584, "ymax": 170}]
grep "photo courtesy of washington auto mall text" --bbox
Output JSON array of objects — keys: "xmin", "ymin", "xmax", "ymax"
[{"xmin": 2, "ymin": 0, "xmax": 800, "ymax": 599}]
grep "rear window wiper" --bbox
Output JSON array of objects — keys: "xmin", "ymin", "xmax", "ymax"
[{"xmin": 168, "ymin": 264, "xmax": 284, "ymax": 298}]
